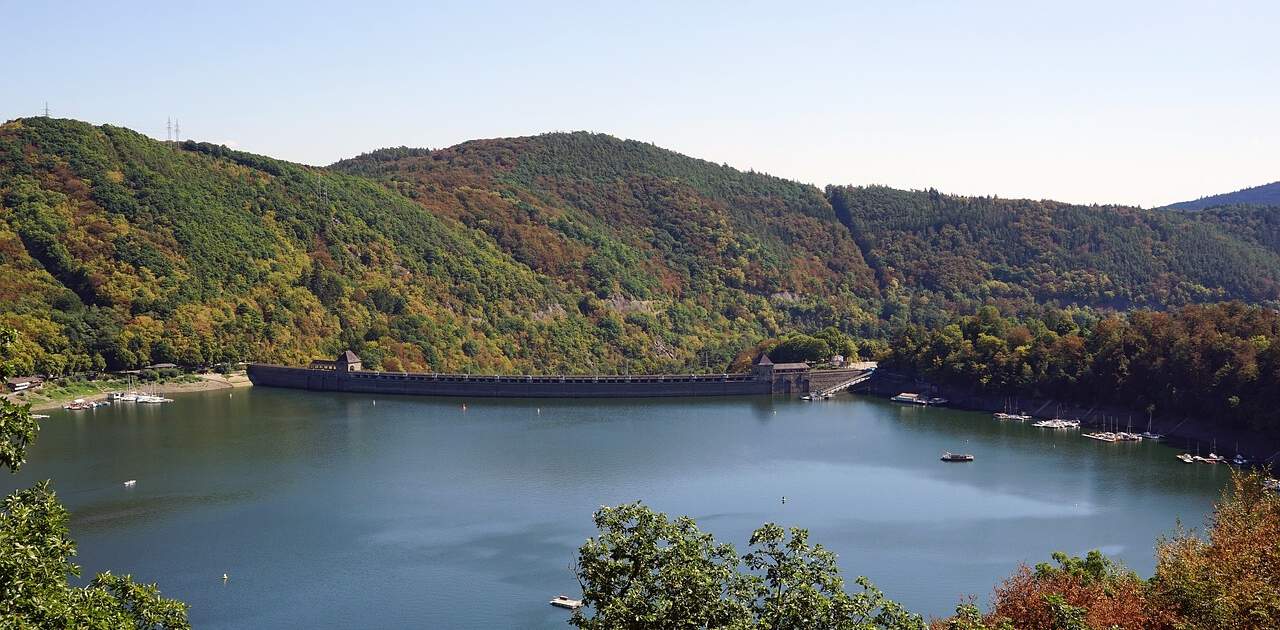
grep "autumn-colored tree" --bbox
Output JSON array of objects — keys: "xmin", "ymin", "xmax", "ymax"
[
  {"xmin": 934, "ymin": 471, "xmax": 1280, "ymax": 630},
  {"xmin": 1149, "ymin": 471, "xmax": 1280, "ymax": 629}
]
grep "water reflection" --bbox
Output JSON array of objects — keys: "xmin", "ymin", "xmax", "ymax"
[{"xmin": 7, "ymin": 388, "xmax": 1228, "ymax": 628}]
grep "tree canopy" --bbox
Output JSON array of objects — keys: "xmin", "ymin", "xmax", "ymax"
[{"xmin": 572, "ymin": 502, "xmax": 925, "ymax": 629}]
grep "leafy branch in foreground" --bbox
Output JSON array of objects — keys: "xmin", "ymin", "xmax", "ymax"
[
  {"xmin": 571, "ymin": 502, "xmax": 925, "ymax": 629},
  {"xmin": 0, "ymin": 325, "xmax": 189, "ymax": 628}
]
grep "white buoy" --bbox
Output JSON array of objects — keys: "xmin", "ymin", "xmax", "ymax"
[{"xmin": 222, "ymin": 573, "xmax": 229, "ymax": 582}]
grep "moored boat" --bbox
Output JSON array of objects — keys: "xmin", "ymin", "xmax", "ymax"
[
  {"xmin": 1033, "ymin": 419, "xmax": 1080, "ymax": 429},
  {"xmin": 940, "ymin": 451, "xmax": 974, "ymax": 462},
  {"xmin": 1083, "ymin": 432, "xmax": 1118, "ymax": 442},
  {"xmin": 549, "ymin": 595, "xmax": 583, "ymax": 610}
]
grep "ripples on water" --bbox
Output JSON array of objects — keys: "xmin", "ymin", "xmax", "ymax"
[{"xmin": 8, "ymin": 389, "xmax": 1228, "ymax": 628}]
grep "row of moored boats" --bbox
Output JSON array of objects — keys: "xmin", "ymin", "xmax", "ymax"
[
  {"xmin": 63, "ymin": 391, "xmax": 173, "ymax": 410},
  {"xmin": 992, "ymin": 405, "xmax": 1259, "ymax": 467}
]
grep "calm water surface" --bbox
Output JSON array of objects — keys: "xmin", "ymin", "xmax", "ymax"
[{"xmin": 9, "ymin": 389, "xmax": 1229, "ymax": 627}]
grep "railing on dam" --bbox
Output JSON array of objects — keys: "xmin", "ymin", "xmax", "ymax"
[{"xmin": 346, "ymin": 371, "xmax": 758, "ymax": 384}]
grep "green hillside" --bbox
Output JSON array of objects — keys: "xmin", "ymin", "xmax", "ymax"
[
  {"xmin": 827, "ymin": 185, "xmax": 1280, "ymax": 321},
  {"xmin": 332, "ymin": 133, "xmax": 882, "ymax": 325},
  {"xmin": 5, "ymin": 117, "xmax": 1280, "ymax": 378},
  {"xmin": 0, "ymin": 120, "xmax": 871, "ymax": 376},
  {"xmin": 1164, "ymin": 180, "xmax": 1280, "ymax": 211}
]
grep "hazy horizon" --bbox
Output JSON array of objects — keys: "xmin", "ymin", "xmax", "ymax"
[{"xmin": 7, "ymin": 0, "xmax": 1278, "ymax": 207}]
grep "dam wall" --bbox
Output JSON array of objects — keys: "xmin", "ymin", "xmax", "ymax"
[
  {"xmin": 248, "ymin": 364, "xmax": 774, "ymax": 398},
  {"xmin": 247, "ymin": 351, "xmax": 875, "ymax": 399}
]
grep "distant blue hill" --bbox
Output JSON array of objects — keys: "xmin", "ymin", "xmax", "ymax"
[{"xmin": 1165, "ymin": 181, "xmax": 1280, "ymax": 211}]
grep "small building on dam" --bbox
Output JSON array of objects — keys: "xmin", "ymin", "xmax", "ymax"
[{"xmin": 248, "ymin": 352, "xmax": 872, "ymax": 398}]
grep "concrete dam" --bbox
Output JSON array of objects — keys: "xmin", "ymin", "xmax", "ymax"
[{"xmin": 247, "ymin": 351, "xmax": 873, "ymax": 398}]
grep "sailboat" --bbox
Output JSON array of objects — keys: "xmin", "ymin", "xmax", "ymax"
[
  {"xmin": 1204, "ymin": 440, "xmax": 1226, "ymax": 464},
  {"xmin": 1231, "ymin": 443, "xmax": 1249, "ymax": 466},
  {"xmin": 994, "ymin": 398, "xmax": 1031, "ymax": 421},
  {"xmin": 1140, "ymin": 411, "xmax": 1162, "ymax": 440}
]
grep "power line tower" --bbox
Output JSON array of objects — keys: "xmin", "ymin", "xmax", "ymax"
[
  {"xmin": 43, "ymin": 102, "xmax": 50, "ymax": 117},
  {"xmin": 166, "ymin": 117, "xmax": 172, "ymax": 142},
  {"xmin": 174, "ymin": 119, "xmax": 180, "ymax": 141}
]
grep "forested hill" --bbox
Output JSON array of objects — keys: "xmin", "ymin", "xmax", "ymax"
[
  {"xmin": 0, "ymin": 119, "xmax": 881, "ymax": 376},
  {"xmin": 332, "ymin": 132, "xmax": 881, "ymax": 324},
  {"xmin": 1164, "ymin": 180, "xmax": 1280, "ymax": 211},
  {"xmin": 827, "ymin": 185, "xmax": 1280, "ymax": 320},
  {"xmin": 5, "ymin": 117, "xmax": 1280, "ymax": 377}
]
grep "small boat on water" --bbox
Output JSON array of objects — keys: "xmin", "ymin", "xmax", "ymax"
[
  {"xmin": 1140, "ymin": 413, "xmax": 1162, "ymax": 440},
  {"xmin": 892, "ymin": 393, "xmax": 948, "ymax": 406},
  {"xmin": 1230, "ymin": 443, "xmax": 1248, "ymax": 467},
  {"xmin": 123, "ymin": 480, "xmax": 136, "ymax": 488},
  {"xmin": 64, "ymin": 399, "xmax": 93, "ymax": 410},
  {"xmin": 801, "ymin": 394, "xmax": 815, "ymax": 401},
  {"xmin": 1033, "ymin": 419, "xmax": 1080, "ymax": 429},
  {"xmin": 549, "ymin": 595, "xmax": 583, "ymax": 610},
  {"xmin": 940, "ymin": 452, "xmax": 974, "ymax": 462},
  {"xmin": 1265, "ymin": 478, "xmax": 1280, "ymax": 492},
  {"xmin": 993, "ymin": 412, "xmax": 1031, "ymax": 421},
  {"xmin": 32, "ymin": 414, "xmax": 50, "ymax": 419},
  {"xmin": 1203, "ymin": 441, "xmax": 1226, "ymax": 464},
  {"xmin": 1177, "ymin": 453, "xmax": 1195, "ymax": 463},
  {"xmin": 1083, "ymin": 432, "xmax": 1118, "ymax": 442},
  {"xmin": 993, "ymin": 399, "xmax": 1030, "ymax": 421}
]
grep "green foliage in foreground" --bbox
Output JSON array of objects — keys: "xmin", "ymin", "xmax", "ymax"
[
  {"xmin": 571, "ymin": 502, "xmax": 925, "ymax": 630},
  {"xmin": 578, "ymin": 472, "xmax": 1280, "ymax": 630},
  {"xmin": 0, "ymin": 326, "xmax": 189, "ymax": 628}
]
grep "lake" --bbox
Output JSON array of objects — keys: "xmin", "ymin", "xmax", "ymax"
[{"xmin": 7, "ymin": 388, "xmax": 1230, "ymax": 627}]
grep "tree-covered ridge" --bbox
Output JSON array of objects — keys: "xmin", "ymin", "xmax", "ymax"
[
  {"xmin": 335, "ymin": 132, "xmax": 880, "ymax": 312},
  {"xmin": 7, "ymin": 117, "xmax": 1280, "ymax": 379},
  {"xmin": 1, "ymin": 120, "xmax": 868, "ymax": 376},
  {"xmin": 883, "ymin": 302, "xmax": 1280, "ymax": 435},
  {"xmin": 1164, "ymin": 180, "xmax": 1280, "ymax": 212},
  {"xmin": 0, "ymin": 118, "xmax": 596, "ymax": 374},
  {"xmin": 828, "ymin": 185, "xmax": 1280, "ymax": 319}
]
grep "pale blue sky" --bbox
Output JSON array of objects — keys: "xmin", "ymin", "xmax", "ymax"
[{"xmin": 6, "ymin": 0, "xmax": 1278, "ymax": 206}]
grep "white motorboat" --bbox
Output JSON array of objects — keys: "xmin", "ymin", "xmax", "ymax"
[{"xmin": 549, "ymin": 595, "xmax": 583, "ymax": 610}]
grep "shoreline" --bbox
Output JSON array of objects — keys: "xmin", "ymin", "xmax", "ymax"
[
  {"xmin": 10, "ymin": 373, "xmax": 253, "ymax": 412},
  {"xmin": 863, "ymin": 371, "xmax": 1280, "ymax": 466}
]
